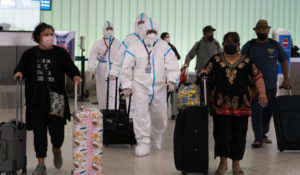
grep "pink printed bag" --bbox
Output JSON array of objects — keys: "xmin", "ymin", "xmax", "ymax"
[{"xmin": 72, "ymin": 86, "xmax": 103, "ymax": 175}]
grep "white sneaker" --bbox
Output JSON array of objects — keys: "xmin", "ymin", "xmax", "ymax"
[{"xmin": 135, "ymin": 143, "xmax": 150, "ymax": 157}]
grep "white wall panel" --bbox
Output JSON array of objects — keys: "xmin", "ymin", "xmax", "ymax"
[{"xmin": 41, "ymin": 0, "xmax": 300, "ymax": 71}]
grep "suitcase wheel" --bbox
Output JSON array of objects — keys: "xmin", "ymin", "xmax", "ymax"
[
  {"xmin": 279, "ymin": 149, "xmax": 284, "ymax": 152},
  {"xmin": 181, "ymin": 171, "xmax": 186, "ymax": 175}
]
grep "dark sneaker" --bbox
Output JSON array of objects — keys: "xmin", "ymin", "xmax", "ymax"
[
  {"xmin": 251, "ymin": 141, "xmax": 263, "ymax": 148},
  {"xmin": 53, "ymin": 150, "xmax": 63, "ymax": 169},
  {"xmin": 171, "ymin": 115, "xmax": 177, "ymax": 120},
  {"xmin": 32, "ymin": 164, "xmax": 46, "ymax": 175}
]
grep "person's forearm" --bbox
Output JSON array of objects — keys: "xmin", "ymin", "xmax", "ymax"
[
  {"xmin": 281, "ymin": 60, "xmax": 289, "ymax": 81},
  {"xmin": 185, "ymin": 46, "xmax": 197, "ymax": 64},
  {"xmin": 184, "ymin": 56, "xmax": 191, "ymax": 64},
  {"xmin": 255, "ymin": 78, "xmax": 266, "ymax": 96}
]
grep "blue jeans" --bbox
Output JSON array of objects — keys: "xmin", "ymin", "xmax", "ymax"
[{"xmin": 251, "ymin": 89, "xmax": 277, "ymax": 142}]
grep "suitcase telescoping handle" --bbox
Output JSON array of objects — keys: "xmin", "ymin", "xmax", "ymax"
[
  {"xmin": 74, "ymin": 84, "xmax": 78, "ymax": 113},
  {"xmin": 279, "ymin": 85, "xmax": 292, "ymax": 95},
  {"xmin": 115, "ymin": 77, "xmax": 118, "ymax": 111},
  {"xmin": 106, "ymin": 77, "xmax": 132, "ymax": 114},
  {"xmin": 127, "ymin": 95, "xmax": 132, "ymax": 115},
  {"xmin": 203, "ymin": 76, "xmax": 207, "ymax": 106},
  {"xmin": 106, "ymin": 77, "xmax": 110, "ymax": 111},
  {"xmin": 106, "ymin": 77, "xmax": 119, "ymax": 111},
  {"xmin": 118, "ymin": 93, "xmax": 132, "ymax": 116},
  {"xmin": 198, "ymin": 73, "xmax": 208, "ymax": 106},
  {"xmin": 16, "ymin": 78, "xmax": 23, "ymax": 127}
]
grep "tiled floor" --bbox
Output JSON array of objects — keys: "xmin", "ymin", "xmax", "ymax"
[{"xmin": 1, "ymin": 94, "xmax": 300, "ymax": 175}]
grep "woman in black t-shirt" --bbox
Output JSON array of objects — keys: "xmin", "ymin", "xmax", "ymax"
[
  {"xmin": 200, "ymin": 32, "xmax": 267, "ymax": 175},
  {"xmin": 14, "ymin": 22, "xmax": 81, "ymax": 175}
]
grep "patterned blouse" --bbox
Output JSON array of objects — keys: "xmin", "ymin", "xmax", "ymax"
[{"xmin": 204, "ymin": 53, "xmax": 263, "ymax": 117}]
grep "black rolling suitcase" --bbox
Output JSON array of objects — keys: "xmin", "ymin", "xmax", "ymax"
[
  {"xmin": 101, "ymin": 77, "xmax": 136, "ymax": 146},
  {"xmin": 173, "ymin": 76, "xmax": 209, "ymax": 175},
  {"xmin": 0, "ymin": 79, "xmax": 27, "ymax": 175},
  {"xmin": 273, "ymin": 89, "xmax": 300, "ymax": 152}
]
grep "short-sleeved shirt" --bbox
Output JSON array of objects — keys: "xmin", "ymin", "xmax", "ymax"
[
  {"xmin": 241, "ymin": 39, "xmax": 288, "ymax": 90},
  {"xmin": 204, "ymin": 53, "xmax": 262, "ymax": 117}
]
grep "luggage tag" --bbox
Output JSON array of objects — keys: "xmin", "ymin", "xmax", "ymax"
[
  {"xmin": 98, "ymin": 55, "xmax": 106, "ymax": 62},
  {"xmin": 145, "ymin": 64, "xmax": 151, "ymax": 73}
]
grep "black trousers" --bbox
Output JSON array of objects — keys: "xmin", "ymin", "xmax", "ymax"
[
  {"xmin": 213, "ymin": 115, "xmax": 248, "ymax": 160},
  {"xmin": 28, "ymin": 106, "xmax": 65, "ymax": 158}
]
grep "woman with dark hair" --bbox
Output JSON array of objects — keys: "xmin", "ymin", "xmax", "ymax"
[
  {"xmin": 200, "ymin": 32, "xmax": 267, "ymax": 175},
  {"xmin": 161, "ymin": 32, "xmax": 180, "ymax": 119},
  {"xmin": 161, "ymin": 32, "xmax": 180, "ymax": 60},
  {"xmin": 14, "ymin": 22, "xmax": 81, "ymax": 175}
]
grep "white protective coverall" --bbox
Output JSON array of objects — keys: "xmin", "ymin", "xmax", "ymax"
[
  {"xmin": 110, "ymin": 13, "xmax": 148, "ymax": 77},
  {"xmin": 88, "ymin": 21, "xmax": 121, "ymax": 110},
  {"xmin": 110, "ymin": 13, "xmax": 148, "ymax": 114},
  {"xmin": 119, "ymin": 17, "xmax": 180, "ymax": 151}
]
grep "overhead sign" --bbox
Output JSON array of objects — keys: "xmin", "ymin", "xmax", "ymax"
[
  {"xmin": 278, "ymin": 35, "xmax": 291, "ymax": 74},
  {"xmin": 40, "ymin": 0, "xmax": 51, "ymax": 10}
]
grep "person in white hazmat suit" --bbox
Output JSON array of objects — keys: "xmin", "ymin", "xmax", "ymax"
[
  {"xmin": 109, "ymin": 13, "xmax": 148, "ymax": 113},
  {"xmin": 109, "ymin": 13, "xmax": 148, "ymax": 78},
  {"xmin": 119, "ymin": 17, "xmax": 180, "ymax": 157},
  {"xmin": 88, "ymin": 21, "xmax": 121, "ymax": 110}
]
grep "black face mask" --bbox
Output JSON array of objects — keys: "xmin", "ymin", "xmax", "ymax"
[
  {"xmin": 207, "ymin": 36, "xmax": 214, "ymax": 41},
  {"xmin": 257, "ymin": 33, "xmax": 268, "ymax": 40},
  {"xmin": 224, "ymin": 45, "xmax": 237, "ymax": 55}
]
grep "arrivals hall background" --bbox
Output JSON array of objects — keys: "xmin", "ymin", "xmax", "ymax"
[{"xmin": 40, "ymin": 0, "xmax": 300, "ymax": 71}]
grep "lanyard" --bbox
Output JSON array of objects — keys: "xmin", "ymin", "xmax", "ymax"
[
  {"xmin": 143, "ymin": 42, "xmax": 152, "ymax": 65},
  {"xmin": 103, "ymin": 38, "xmax": 114, "ymax": 56}
]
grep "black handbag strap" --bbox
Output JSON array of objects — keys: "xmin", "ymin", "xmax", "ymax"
[{"xmin": 127, "ymin": 95, "xmax": 131, "ymax": 115}]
